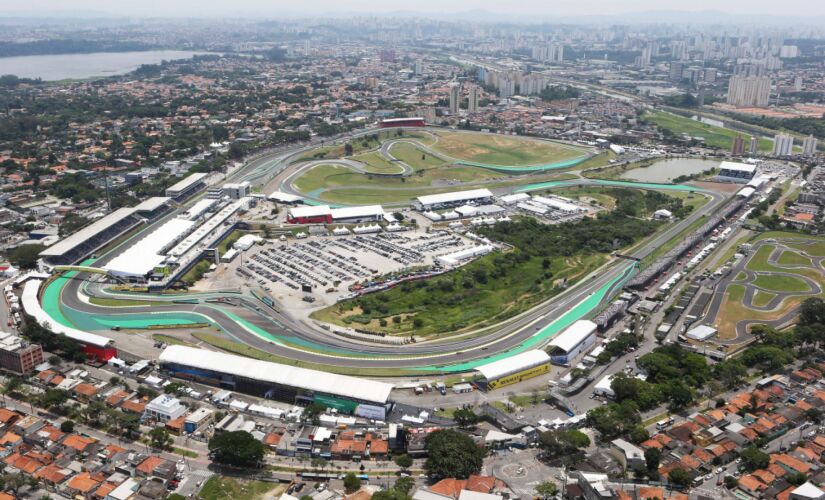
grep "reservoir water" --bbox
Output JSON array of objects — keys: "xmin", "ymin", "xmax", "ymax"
[
  {"xmin": 619, "ymin": 158, "xmax": 719, "ymax": 183},
  {"xmin": 0, "ymin": 50, "xmax": 208, "ymax": 81}
]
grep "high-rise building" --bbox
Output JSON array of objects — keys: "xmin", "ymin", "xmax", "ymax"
[
  {"xmin": 803, "ymin": 135, "xmax": 818, "ymax": 156},
  {"xmin": 727, "ymin": 75, "xmax": 771, "ymax": 108},
  {"xmin": 468, "ymin": 85, "xmax": 479, "ymax": 113},
  {"xmin": 731, "ymin": 135, "xmax": 745, "ymax": 156},
  {"xmin": 668, "ymin": 62, "xmax": 685, "ymax": 81},
  {"xmin": 449, "ymin": 82, "xmax": 461, "ymax": 115},
  {"xmin": 749, "ymin": 136, "xmax": 759, "ymax": 155},
  {"xmin": 414, "ymin": 59, "xmax": 423, "ymax": 76},
  {"xmin": 772, "ymin": 133, "xmax": 794, "ymax": 156}
]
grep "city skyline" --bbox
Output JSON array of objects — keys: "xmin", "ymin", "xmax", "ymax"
[{"xmin": 3, "ymin": 0, "xmax": 825, "ymax": 19}]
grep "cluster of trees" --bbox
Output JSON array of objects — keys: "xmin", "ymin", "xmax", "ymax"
[
  {"xmin": 663, "ymin": 93, "xmax": 699, "ymax": 108},
  {"xmin": 540, "ymin": 85, "xmax": 581, "ymax": 101},
  {"xmin": 208, "ymin": 430, "xmax": 265, "ymax": 468},
  {"xmin": 729, "ymin": 113, "xmax": 825, "ymax": 140},
  {"xmin": 0, "ymin": 40, "xmax": 152, "ymax": 57},
  {"xmin": 596, "ymin": 330, "xmax": 642, "ymax": 364},
  {"xmin": 424, "ymin": 429, "xmax": 485, "ymax": 480},
  {"xmin": 748, "ymin": 187, "xmax": 783, "ymax": 227},
  {"xmin": 538, "ymin": 428, "xmax": 590, "ymax": 466},
  {"xmin": 21, "ymin": 321, "xmax": 87, "ymax": 362},
  {"xmin": 479, "ymin": 206, "xmax": 660, "ymax": 258},
  {"xmin": 612, "ymin": 188, "xmax": 693, "ymax": 219}
]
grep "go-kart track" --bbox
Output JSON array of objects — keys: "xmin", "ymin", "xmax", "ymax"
[{"xmin": 44, "ymin": 127, "xmax": 731, "ymax": 375}]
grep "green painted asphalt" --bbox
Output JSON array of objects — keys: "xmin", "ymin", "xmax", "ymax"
[
  {"xmin": 515, "ymin": 179, "xmax": 706, "ymax": 193},
  {"xmin": 418, "ymin": 262, "xmax": 637, "ymax": 372},
  {"xmin": 456, "ymin": 155, "xmax": 589, "ymax": 172}
]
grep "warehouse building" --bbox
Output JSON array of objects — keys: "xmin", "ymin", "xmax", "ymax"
[
  {"xmin": 286, "ymin": 204, "xmax": 386, "ymax": 224},
  {"xmin": 287, "ymin": 205, "xmax": 333, "ymax": 224},
  {"xmin": 165, "ymin": 173, "xmax": 208, "ymax": 201},
  {"xmin": 40, "ymin": 207, "xmax": 145, "ymax": 265},
  {"xmin": 412, "ymin": 189, "xmax": 494, "ymax": 211},
  {"xmin": 547, "ymin": 320, "xmax": 598, "ymax": 366},
  {"xmin": 330, "ymin": 205, "xmax": 386, "ymax": 224},
  {"xmin": 474, "ymin": 350, "xmax": 551, "ymax": 390},
  {"xmin": 718, "ymin": 161, "xmax": 757, "ymax": 182},
  {"xmin": 158, "ymin": 345, "xmax": 394, "ymax": 419}
]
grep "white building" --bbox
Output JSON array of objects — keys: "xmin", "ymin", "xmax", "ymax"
[
  {"xmin": 548, "ymin": 320, "xmax": 598, "ymax": 365},
  {"xmin": 222, "ymin": 181, "xmax": 251, "ymax": 200},
  {"xmin": 413, "ymin": 189, "xmax": 493, "ymax": 211},
  {"xmin": 803, "ymin": 135, "xmax": 818, "ymax": 157},
  {"xmin": 727, "ymin": 75, "xmax": 771, "ymax": 108},
  {"xmin": 773, "ymin": 133, "xmax": 794, "ymax": 156},
  {"xmin": 144, "ymin": 394, "xmax": 187, "ymax": 423}
]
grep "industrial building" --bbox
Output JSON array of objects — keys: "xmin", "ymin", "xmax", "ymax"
[
  {"xmin": 39, "ymin": 207, "xmax": 144, "ymax": 265},
  {"xmin": 21, "ymin": 280, "xmax": 116, "ymax": 361},
  {"xmin": 286, "ymin": 205, "xmax": 386, "ymax": 224},
  {"xmin": 547, "ymin": 320, "xmax": 598, "ymax": 366},
  {"xmin": 413, "ymin": 189, "xmax": 494, "ymax": 211},
  {"xmin": 718, "ymin": 161, "xmax": 757, "ymax": 182},
  {"xmin": 158, "ymin": 345, "xmax": 394, "ymax": 419},
  {"xmin": 0, "ymin": 332, "xmax": 43, "ymax": 374},
  {"xmin": 474, "ymin": 350, "xmax": 551, "ymax": 390},
  {"xmin": 164, "ymin": 173, "xmax": 208, "ymax": 201},
  {"xmin": 287, "ymin": 205, "xmax": 333, "ymax": 224}
]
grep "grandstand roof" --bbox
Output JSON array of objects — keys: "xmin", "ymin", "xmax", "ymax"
[
  {"xmin": 549, "ymin": 320, "xmax": 597, "ymax": 354},
  {"xmin": 168, "ymin": 199, "xmax": 246, "ymax": 257},
  {"xmin": 133, "ymin": 197, "xmax": 170, "ymax": 213},
  {"xmin": 474, "ymin": 350, "xmax": 550, "ymax": 382},
  {"xmin": 159, "ymin": 345, "xmax": 393, "ymax": 405},
  {"xmin": 104, "ymin": 218, "xmax": 196, "ymax": 277},
  {"xmin": 166, "ymin": 173, "xmax": 208, "ymax": 194},
  {"xmin": 21, "ymin": 280, "xmax": 112, "ymax": 348},
  {"xmin": 267, "ymin": 191, "xmax": 303, "ymax": 203},
  {"xmin": 40, "ymin": 208, "xmax": 138, "ymax": 258},
  {"xmin": 415, "ymin": 189, "xmax": 493, "ymax": 207},
  {"xmin": 719, "ymin": 161, "xmax": 757, "ymax": 174}
]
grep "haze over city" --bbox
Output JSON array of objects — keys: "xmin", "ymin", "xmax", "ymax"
[{"xmin": 1, "ymin": 3, "xmax": 825, "ymax": 500}]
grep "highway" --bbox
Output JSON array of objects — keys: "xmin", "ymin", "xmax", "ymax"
[{"xmin": 48, "ymin": 127, "xmax": 732, "ymax": 373}]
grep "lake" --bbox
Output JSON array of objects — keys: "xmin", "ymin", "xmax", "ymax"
[
  {"xmin": 619, "ymin": 158, "xmax": 720, "ymax": 183},
  {"xmin": 0, "ymin": 50, "xmax": 209, "ymax": 81}
]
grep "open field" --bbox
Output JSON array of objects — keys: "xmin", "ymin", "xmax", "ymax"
[
  {"xmin": 389, "ymin": 142, "xmax": 448, "ymax": 169},
  {"xmin": 431, "ymin": 131, "xmax": 587, "ymax": 166},
  {"xmin": 642, "ymin": 111, "xmax": 773, "ymax": 151},
  {"xmin": 351, "ymin": 151, "xmax": 403, "ymax": 173},
  {"xmin": 752, "ymin": 274, "xmax": 810, "ymax": 293},
  {"xmin": 200, "ymin": 476, "xmax": 285, "ymax": 500},
  {"xmin": 752, "ymin": 290, "xmax": 777, "ymax": 308},
  {"xmin": 777, "ymin": 249, "xmax": 812, "ymax": 266}
]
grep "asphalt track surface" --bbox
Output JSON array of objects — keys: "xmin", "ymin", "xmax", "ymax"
[
  {"xmin": 51, "ymin": 128, "xmax": 732, "ymax": 372},
  {"xmin": 703, "ymin": 238, "xmax": 825, "ymax": 343}
]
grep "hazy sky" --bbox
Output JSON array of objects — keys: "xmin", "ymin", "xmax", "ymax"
[{"xmin": 2, "ymin": 0, "xmax": 825, "ymax": 17}]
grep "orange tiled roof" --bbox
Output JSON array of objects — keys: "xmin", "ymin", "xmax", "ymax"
[
  {"xmin": 136, "ymin": 455, "xmax": 164, "ymax": 475},
  {"xmin": 0, "ymin": 431, "xmax": 22, "ymax": 446},
  {"xmin": 73, "ymin": 383, "xmax": 99, "ymax": 398},
  {"xmin": 35, "ymin": 463, "xmax": 69, "ymax": 484},
  {"xmin": 773, "ymin": 454, "xmax": 812, "ymax": 474},
  {"xmin": 67, "ymin": 471, "xmax": 102, "ymax": 493},
  {"xmin": 62, "ymin": 434, "xmax": 96, "ymax": 452}
]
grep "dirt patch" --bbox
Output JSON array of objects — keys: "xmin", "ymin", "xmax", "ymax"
[{"xmin": 689, "ymin": 181, "xmax": 741, "ymax": 193}]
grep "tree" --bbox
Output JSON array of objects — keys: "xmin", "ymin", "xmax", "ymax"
[
  {"xmin": 344, "ymin": 143, "xmax": 354, "ymax": 156},
  {"xmin": 535, "ymin": 481, "xmax": 559, "ymax": 499},
  {"xmin": 343, "ymin": 472, "xmax": 362, "ymax": 493},
  {"xmin": 644, "ymin": 447, "xmax": 661, "ymax": 472},
  {"xmin": 739, "ymin": 446, "xmax": 770, "ymax": 471},
  {"xmin": 8, "ymin": 244, "xmax": 44, "ymax": 269},
  {"xmin": 539, "ymin": 429, "xmax": 590, "ymax": 465},
  {"xmin": 208, "ymin": 431, "xmax": 265, "ymax": 468},
  {"xmin": 629, "ymin": 425, "xmax": 650, "ymax": 444},
  {"xmin": 394, "ymin": 477, "xmax": 415, "ymax": 495},
  {"xmin": 394, "ymin": 454, "xmax": 413, "ymax": 470},
  {"xmin": 724, "ymin": 476, "xmax": 738, "ymax": 489},
  {"xmin": 60, "ymin": 420, "xmax": 75, "ymax": 433},
  {"xmin": 424, "ymin": 429, "xmax": 485, "ymax": 480},
  {"xmin": 149, "ymin": 427, "xmax": 173, "ymax": 450},
  {"xmin": 453, "ymin": 408, "xmax": 479, "ymax": 428},
  {"xmin": 668, "ymin": 467, "xmax": 691, "ymax": 489}
]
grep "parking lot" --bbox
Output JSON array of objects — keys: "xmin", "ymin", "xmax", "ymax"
[{"xmin": 230, "ymin": 229, "xmax": 481, "ymax": 313}]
